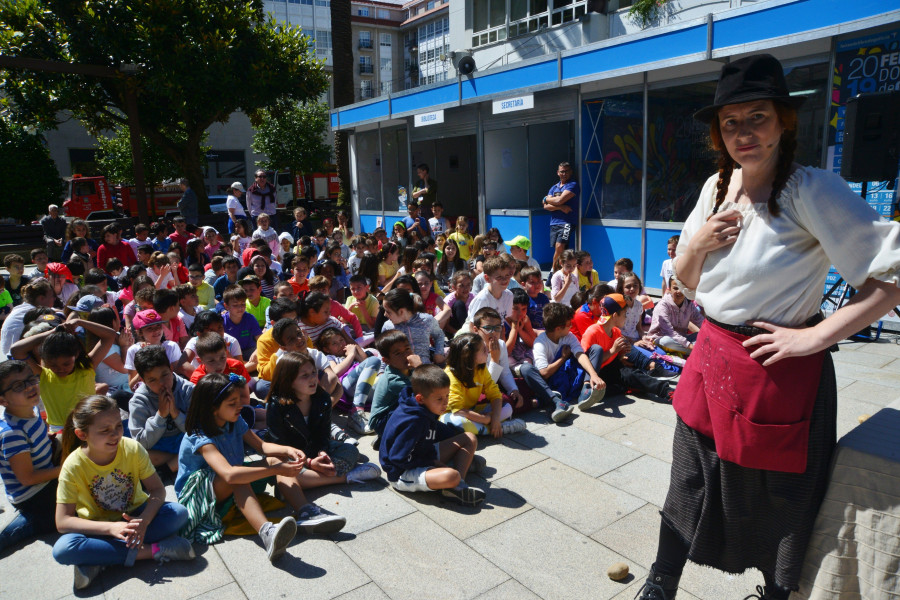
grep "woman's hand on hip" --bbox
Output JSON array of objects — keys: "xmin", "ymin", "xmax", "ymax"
[{"xmin": 742, "ymin": 321, "xmax": 826, "ymax": 366}]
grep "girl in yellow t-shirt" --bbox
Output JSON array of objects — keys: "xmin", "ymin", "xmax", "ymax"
[
  {"xmin": 377, "ymin": 241, "xmax": 402, "ymax": 289},
  {"xmin": 10, "ymin": 317, "xmax": 117, "ymax": 433},
  {"xmin": 448, "ymin": 216, "xmax": 475, "ymax": 262},
  {"xmin": 54, "ymin": 396, "xmax": 194, "ymax": 590},
  {"xmin": 439, "ymin": 333, "xmax": 523, "ymax": 438}
]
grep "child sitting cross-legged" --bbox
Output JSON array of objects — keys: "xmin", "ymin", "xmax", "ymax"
[
  {"xmin": 129, "ymin": 346, "xmax": 195, "ymax": 474},
  {"xmin": 0, "ymin": 360, "xmax": 60, "ymax": 554},
  {"xmin": 518, "ymin": 302, "xmax": 607, "ymax": 424},
  {"xmin": 315, "ymin": 327, "xmax": 381, "ymax": 436},
  {"xmin": 440, "ymin": 333, "xmax": 526, "ymax": 438},
  {"xmin": 368, "ymin": 331, "xmax": 422, "ymax": 443},
  {"xmin": 380, "ymin": 364, "xmax": 485, "ymax": 506},
  {"xmin": 54, "ymin": 396, "xmax": 194, "ymax": 590},
  {"xmin": 263, "ymin": 352, "xmax": 382, "ymax": 532},
  {"xmin": 175, "ymin": 373, "xmax": 303, "ymax": 559}
]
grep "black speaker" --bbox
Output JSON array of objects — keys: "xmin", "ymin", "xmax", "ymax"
[
  {"xmin": 457, "ymin": 55, "xmax": 476, "ymax": 76},
  {"xmin": 841, "ymin": 90, "xmax": 900, "ymax": 183}
]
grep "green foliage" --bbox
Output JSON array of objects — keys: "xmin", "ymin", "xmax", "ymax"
[
  {"xmin": 0, "ymin": 0, "xmax": 329, "ymax": 210},
  {"xmin": 95, "ymin": 126, "xmax": 209, "ymax": 186},
  {"xmin": 251, "ymin": 100, "xmax": 331, "ymax": 175},
  {"xmin": 0, "ymin": 117, "xmax": 64, "ymax": 222},
  {"xmin": 628, "ymin": 0, "xmax": 670, "ymax": 27}
]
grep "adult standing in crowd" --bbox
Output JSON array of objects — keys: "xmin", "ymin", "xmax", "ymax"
[
  {"xmin": 225, "ymin": 181, "xmax": 247, "ymax": 234},
  {"xmin": 543, "ymin": 161, "xmax": 579, "ymax": 272},
  {"xmin": 635, "ymin": 54, "xmax": 900, "ymax": 600},
  {"xmin": 411, "ymin": 163, "xmax": 437, "ymax": 218},
  {"xmin": 247, "ymin": 169, "xmax": 278, "ymax": 230},
  {"xmin": 40, "ymin": 204, "xmax": 67, "ymax": 262},
  {"xmin": 177, "ymin": 178, "xmax": 199, "ymax": 225}
]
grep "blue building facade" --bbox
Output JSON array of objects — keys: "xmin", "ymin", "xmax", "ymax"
[{"xmin": 333, "ymin": 0, "xmax": 900, "ymax": 293}]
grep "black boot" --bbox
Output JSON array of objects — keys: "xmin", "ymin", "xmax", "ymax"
[
  {"xmin": 742, "ymin": 584, "xmax": 788, "ymax": 600},
  {"xmin": 634, "ymin": 564, "xmax": 680, "ymax": 600}
]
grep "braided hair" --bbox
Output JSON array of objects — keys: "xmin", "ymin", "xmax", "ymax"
[{"xmin": 708, "ymin": 102, "xmax": 798, "ymax": 217}]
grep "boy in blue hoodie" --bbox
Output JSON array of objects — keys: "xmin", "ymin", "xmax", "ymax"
[
  {"xmin": 379, "ymin": 365, "xmax": 485, "ymax": 506},
  {"xmin": 129, "ymin": 345, "xmax": 195, "ymax": 474}
]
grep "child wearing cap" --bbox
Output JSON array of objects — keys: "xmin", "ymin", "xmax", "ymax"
[
  {"xmin": 125, "ymin": 309, "xmax": 190, "ymax": 388},
  {"xmin": 203, "ymin": 227, "xmax": 224, "ymax": 259},
  {"xmin": 153, "ymin": 288, "xmax": 190, "ymax": 349},
  {"xmin": 507, "ymin": 235, "xmax": 540, "ymax": 270},
  {"xmin": 581, "ymin": 294, "xmax": 673, "ymax": 401}
]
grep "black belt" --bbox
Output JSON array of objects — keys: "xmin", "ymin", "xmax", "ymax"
[{"xmin": 706, "ymin": 313, "xmax": 825, "ymax": 338}]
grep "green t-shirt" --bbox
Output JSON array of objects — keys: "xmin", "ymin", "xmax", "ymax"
[{"xmin": 246, "ymin": 296, "xmax": 271, "ymax": 328}]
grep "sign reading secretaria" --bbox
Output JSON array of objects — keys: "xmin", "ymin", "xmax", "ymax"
[{"xmin": 492, "ymin": 94, "xmax": 534, "ymax": 114}]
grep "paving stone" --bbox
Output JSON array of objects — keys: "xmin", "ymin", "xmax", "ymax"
[
  {"xmin": 832, "ymin": 361, "xmax": 900, "ymax": 386},
  {"xmin": 602, "ymin": 418, "xmax": 674, "ymax": 463},
  {"xmin": 571, "ymin": 394, "xmax": 645, "ymax": 437},
  {"xmin": 0, "ymin": 535, "xmax": 95, "ymax": 600},
  {"xmin": 831, "ymin": 349, "xmax": 896, "ymax": 369},
  {"xmin": 473, "ymin": 435, "xmax": 548, "ymax": 480},
  {"xmin": 188, "ymin": 582, "xmax": 248, "ymax": 600},
  {"xmin": 467, "ymin": 509, "xmax": 646, "ymax": 600},
  {"xmin": 839, "ymin": 379, "xmax": 900, "ymax": 408},
  {"xmin": 339, "ymin": 512, "xmax": 508, "ymax": 600},
  {"xmin": 395, "ymin": 475, "xmax": 532, "ymax": 540},
  {"xmin": 599, "ymin": 455, "xmax": 671, "ymax": 509},
  {"xmin": 834, "ymin": 375, "xmax": 856, "ymax": 390},
  {"xmin": 214, "ymin": 535, "xmax": 369, "ymax": 600},
  {"xmin": 616, "ymin": 395, "xmax": 679, "ymax": 428},
  {"xmin": 592, "ymin": 503, "xmax": 663, "ymax": 570},
  {"xmin": 835, "ymin": 395, "xmax": 884, "ymax": 440},
  {"xmin": 332, "ymin": 582, "xmax": 391, "ymax": 600},
  {"xmin": 498, "ymin": 459, "xmax": 645, "ymax": 536},
  {"xmin": 678, "ymin": 562, "xmax": 763, "ymax": 600},
  {"xmin": 851, "ymin": 339, "xmax": 900, "ymax": 358},
  {"xmin": 474, "ymin": 579, "xmax": 541, "ymax": 600},
  {"xmin": 102, "ymin": 543, "xmax": 233, "ymax": 600},
  {"xmin": 302, "ymin": 480, "xmax": 416, "ymax": 536},
  {"xmin": 524, "ymin": 424, "xmax": 643, "ymax": 477}
]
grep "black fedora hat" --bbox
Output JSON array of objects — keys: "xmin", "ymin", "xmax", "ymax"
[{"xmin": 694, "ymin": 54, "xmax": 805, "ymax": 123}]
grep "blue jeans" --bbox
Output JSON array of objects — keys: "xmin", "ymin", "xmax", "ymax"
[
  {"xmin": 519, "ymin": 345, "xmax": 603, "ymax": 411},
  {"xmin": 0, "ymin": 480, "xmax": 58, "ymax": 554},
  {"xmin": 52, "ymin": 501, "xmax": 188, "ymax": 567},
  {"xmin": 341, "ymin": 356, "xmax": 382, "ymax": 408}
]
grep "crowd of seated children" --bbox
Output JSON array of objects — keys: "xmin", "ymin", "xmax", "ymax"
[{"xmin": 0, "ymin": 208, "xmax": 702, "ymax": 590}]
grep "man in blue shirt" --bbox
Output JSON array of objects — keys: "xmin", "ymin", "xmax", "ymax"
[
  {"xmin": 542, "ymin": 161, "xmax": 579, "ymax": 272},
  {"xmin": 401, "ymin": 201, "xmax": 432, "ymax": 240}
]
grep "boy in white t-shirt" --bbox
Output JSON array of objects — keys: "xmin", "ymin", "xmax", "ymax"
[
  {"xmin": 518, "ymin": 302, "xmax": 605, "ymax": 424},
  {"xmin": 660, "ymin": 235, "xmax": 679, "ymax": 295},
  {"xmin": 465, "ymin": 256, "xmax": 514, "ymax": 326},
  {"xmin": 427, "ymin": 201, "xmax": 450, "ymax": 237}
]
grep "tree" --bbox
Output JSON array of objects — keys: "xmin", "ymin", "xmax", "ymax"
[
  {"xmin": 0, "ymin": 0, "xmax": 328, "ymax": 214},
  {"xmin": 0, "ymin": 117, "xmax": 64, "ymax": 223},
  {"xmin": 251, "ymin": 100, "xmax": 331, "ymax": 178},
  {"xmin": 330, "ymin": 0, "xmax": 353, "ymax": 206},
  {"xmin": 96, "ymin": 125, "xmax": 209, "ymax": 215}
]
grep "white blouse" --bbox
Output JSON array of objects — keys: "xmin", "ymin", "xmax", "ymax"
[{"xmin": 677, "ymin": 166, "xmax": 900, "ymax": 327}]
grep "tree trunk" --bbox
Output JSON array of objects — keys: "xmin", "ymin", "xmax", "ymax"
[{"xmin": 331, "ymin": 0, "xmax": 353, "ymax": 206}]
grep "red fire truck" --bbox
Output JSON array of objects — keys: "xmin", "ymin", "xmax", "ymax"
[{"xmin": 62, "ymin": 175, "xmax": 183, "ymax": 219}]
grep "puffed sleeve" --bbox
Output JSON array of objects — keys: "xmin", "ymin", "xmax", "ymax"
[
  {"xmin": 674, "ymin": 174, "xmax": 719, "ymax": 299},
  {"xmin": 787, "ymin": 169, "xmax": 900, "ymax": 289}
]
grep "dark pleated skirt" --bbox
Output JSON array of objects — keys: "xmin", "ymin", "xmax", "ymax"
[{"xmin": 661, "ymin": 352, "xmax": 837, "ymax": 590}]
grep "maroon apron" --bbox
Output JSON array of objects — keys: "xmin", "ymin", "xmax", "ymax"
[{"xmin": 672, "ymin": 319, "xmax": 825, "ymax": 473}]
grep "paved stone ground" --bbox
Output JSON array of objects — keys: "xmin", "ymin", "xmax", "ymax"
[{"xmin": 2, "ymin": 336, "xmax": 899, "ymax": 600}]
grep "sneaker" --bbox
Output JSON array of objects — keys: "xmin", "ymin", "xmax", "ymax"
[
  {"xmin": 441, "ymin": 484, "xmax": 486, "ymax": 506},
  {"xmin": 469, "ymin": 454, "xmax": 487, "ymax": 475},
  {"xmin": 153, "ymin": 535, "xmax": 196, "ymax": 563},
  {"xmin": 73, "ymin": 565, "xmax": 104, "ymax": 590},
  {"xmin": 346, "ymin": 462, "xmax": 382, "ymax": 483},
  {"xmin": 500, "ymin": 418, "xmax": 526, "ymax": 435},
  {"xmin": 551, "ymin": 401, "xmax": 575, "ymax": 423},
  {"xmin": 259, "ymin": 517, "xmax": 297, "ymax": 562},
  {"xmin": 664, "ymin": 390, "xmax": 675, "ymax": 403},
  {"xmin": 370, "ymin": 434, "xmax": 381, "ymax": 450},
  {"xmin": 331, "ymin": 423, "xmax": 359, "ymax": 446},
  {"xmin": 295, "ymin": 503, "xmax": 347, "ymax": 535},
  {"xmin": 650, "ymin": 364, "xmax": 680, "ymax": 380},
  {"xmin": 346, "ymin": 409, "xmax": 370, "ymax": 436},
  {"xmin": 577, "ymin": 385, "xmax": 606, "ymax": 412}
]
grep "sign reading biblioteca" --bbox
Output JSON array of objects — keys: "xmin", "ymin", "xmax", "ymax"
[{"xmin": 414, "ymin": 110, "xmax": 444, "ymax": 126}]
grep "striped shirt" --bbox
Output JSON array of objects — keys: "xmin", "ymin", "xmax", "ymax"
[{"xmin": 0, "ymin": 408, "xmax": 54, "ymax": 504}]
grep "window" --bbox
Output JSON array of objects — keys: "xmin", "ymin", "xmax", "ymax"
[
  {"xmin": 314, "ymin": 0, "xmax": 328, "ymax": 6},
  {"xmin": 360, "ymin": 55, "xmax": 373, "ymax": 74},
  {"xmin": 381, "ymin": 81, "xmax": 393, "ymax": 94},
  {"xmin": 360, "ymin": 80, "xmax": 373, "ymax": 99},
  {"xmin": 380, "ymin": 33, "xmax": 392, "ymax": 47},
  {"xmin": 474, "ymin": 0, "xmax": 586, "ymax": 45},
  {"xmin": 380, "ymin": 57, "xmax": 392, "ymax": 73},
  {"xmin": 314, "ymin": 29, "xmax": 332, "ymax": 54},
  {"xmin": 377, "ymin": 8, "xmax": 390, "ymax": 19},
  {"xmin": 359, "ymin": 30, "xmax": 372, "ymax": 49},
  {"xmin": 426, "ymin": 0, "xmax": 435, "ymax": 9},
  {"xmin": 357, "ymin": 7, "xmax": 369, "ymax": 16}
]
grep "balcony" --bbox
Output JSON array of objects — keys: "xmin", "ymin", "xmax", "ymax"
[
  {"xmin": 360, "ymin": 87, "xmax": 374, "ymax": 100},
  {"xmin": 359, "ymin": 63, "xmax": 374, "ymax": 74},
  {"xmin": 358, "ymin": 39, "xmax": 373, "ymax": 50}
]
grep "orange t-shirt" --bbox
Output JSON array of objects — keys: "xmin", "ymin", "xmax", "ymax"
[
  {"xmin": 189, "ymin": 357, "xmax": 250, "ymax": 384},
  {"xmin": 580, "ymin": 323, "xmax": 623, "ymax": 368}
]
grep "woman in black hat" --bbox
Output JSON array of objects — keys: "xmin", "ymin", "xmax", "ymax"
[{"xmin": 636, "ymin": 54, "xmax": 900, "ymax": 600}]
